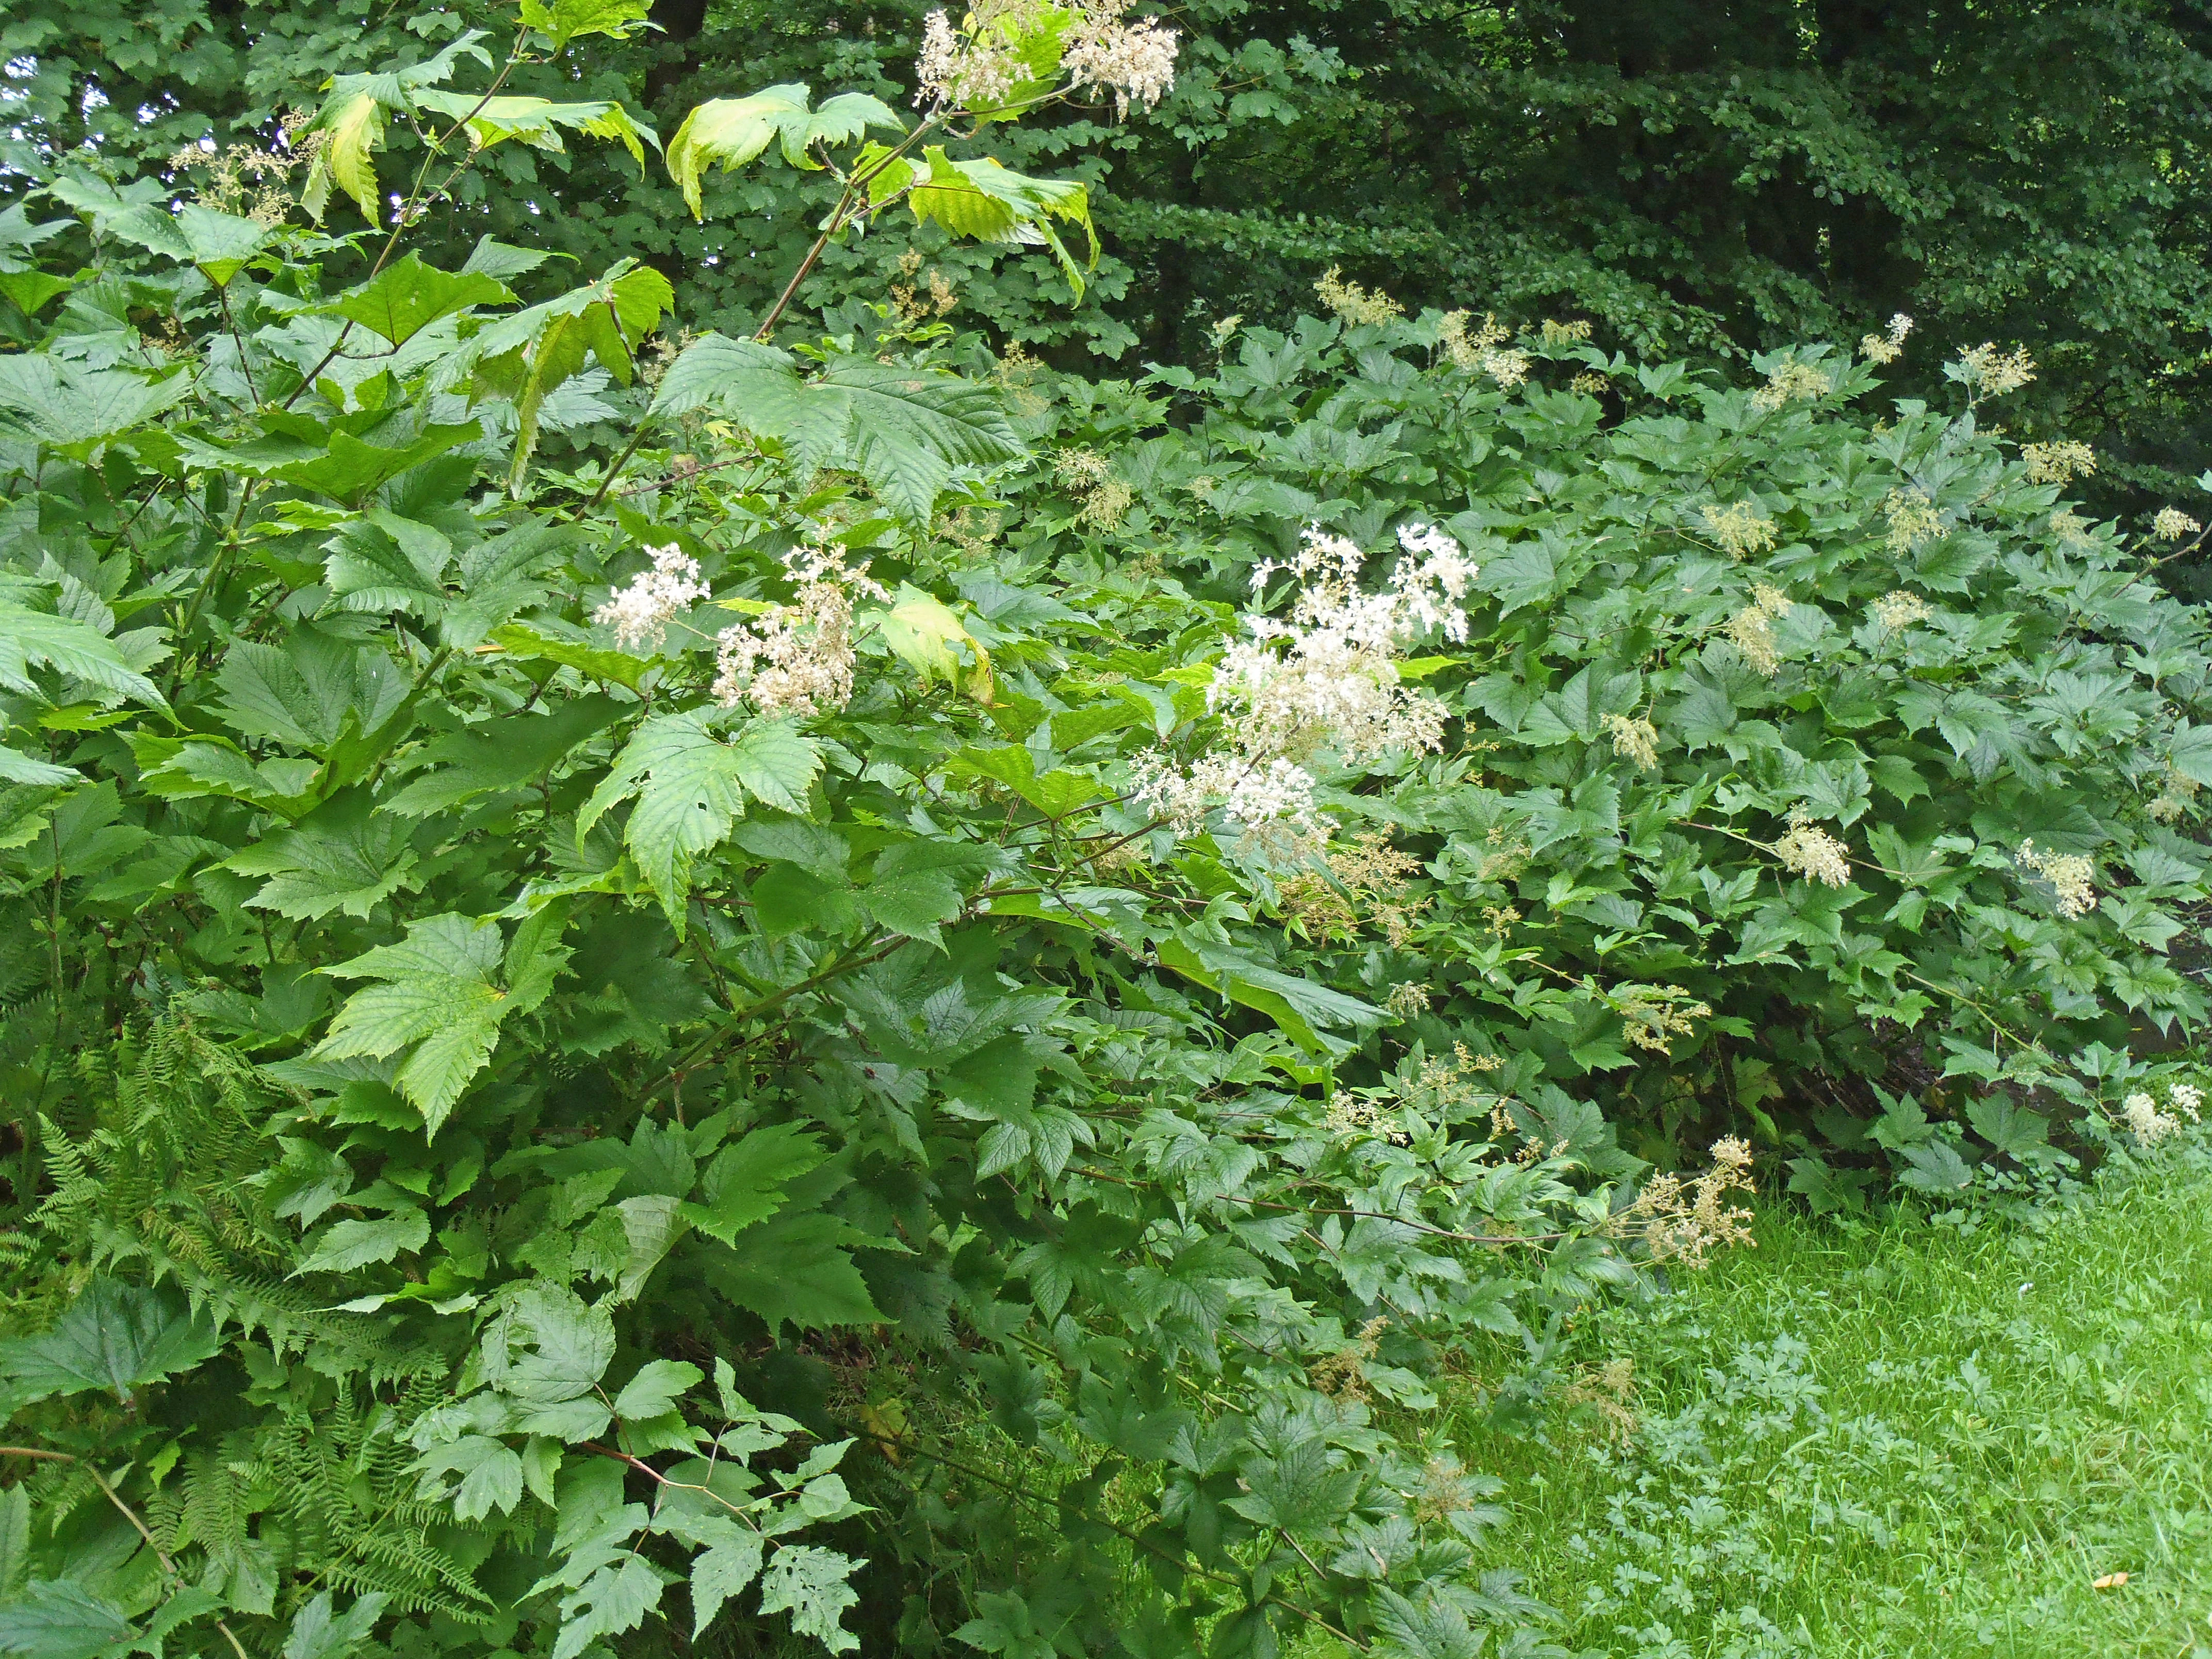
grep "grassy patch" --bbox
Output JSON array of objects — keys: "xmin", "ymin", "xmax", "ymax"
[{"xmin": 1446, "ymin": 1147, "xmax": 2212, "ymax": 1657}]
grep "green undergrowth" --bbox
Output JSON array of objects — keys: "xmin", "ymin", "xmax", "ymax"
[{"xmin": 1441, "ymin": 1146, "xmax": 2212, "ymax": 1658}]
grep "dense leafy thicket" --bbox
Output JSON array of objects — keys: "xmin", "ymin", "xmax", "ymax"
[
  {"xmin": 7, "ymin": 0, "xmax": 2212, "ymax": 510},
  {"xmin": 5, "ymin": 6, "xmax": 2212, "ymax": 1658}
]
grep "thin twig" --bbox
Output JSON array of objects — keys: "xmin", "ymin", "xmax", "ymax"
[{"xmin": 7, "ymin": 1447, "xmax": 252, "ymax": 1659}]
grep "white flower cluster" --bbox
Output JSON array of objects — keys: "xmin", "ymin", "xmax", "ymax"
[
  {"xmin": 2149, "ymin": 763, "xmax": 2201, "ymax": 824},
  {"xmin": 1872, "ymin": 589, "xmax": 1932, "ymax": 631},
  {"xmin": 1725, "ymin": 582, "xmax": 1794, "ymax": 677},
  {"xmin": 2153, "ymin": 507, "xmax": 2204, "ymax": 542},
  {"xmin": 2015, "ymin": 837, "xmax": 2096, "ymax": 919},
  {"xmin": 711, "ymin": 541, "xmax": 887, "ymax": 720},
  {"xmin": 1131, "ymin": 752, "xmax": 1323, "ymax": 859},
  {"xmin": 1437, "ymin": 311, "xmax": 1529, "ymax": 386},
  {"xmin": 1957, "ymin": 342, "xmax": 2037, "ymax": 397},
  {"xmin": 1316, "ymin": 267, "xmax": 1404, "ymax": 328},
  {"xmin": 1064, "ymin": 1, "xmax": 1178, "ymax": 118},
  {"xmin": 2019, "ymin": 441, "xmax": 2095, "ymax": 485},
  {"xmin": 594, "ymin": 542, "xmax": 709, "ymax": 652},
  {"xmin": 1859, "ymin": 313, "xmax": 1913, "ymax": 365},
  {"xmin": 1134, "ymin": 524, "xmax": 1475, "ymax": 859},
  {"xmin": 1602, "ymin": 712, "xmax": 1660, "ymax": 772},
  {"xmin": 1882, "ymin": 486, "xmax": 1946, "ymax": 555},
  {"xmin": 1751, "ymin": 360, "xmax": 1833, "ymax": 412},
  {"xmin": 2120, "ymin": 1082, "xmax": 2201, "ymax": 1146},
  {"xmin": 1775, "ymin": 809, "xmax": 1851, "ymax": 888},
  {"xmin": 1704, "ymin": 500, "xmax": 1779, "ymax": 561},
  {"xmin": 911, "ymin": 9, "xmax": 1009, "ymax": 108},
  {"xmin": 1214, "ymin": 525, "xmax": 1472, "ymax": 764},
  {"xmin": 915, "ymin": 1, "xmax": 1175, "ymax": 118}
]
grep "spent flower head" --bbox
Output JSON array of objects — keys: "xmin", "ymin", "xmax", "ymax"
[
  {"xmin": 2149, "ymin": 765, "xmax": 2201, "ymax": 824},
  {"xmin": 2049, "ymin": 509, "xmax": 2096, "ymax": 548},
  {"xmin": 1704, "ymin": 500, "xmax": 1780, "ymax": 561},
  {"xmin": 1606, "ymin": 1138, "xmax": 1756, "ymax": 1267},
  {"xmin": 1383, "ymin": 981, "xmax": 1433, "ymax": 1021},
  {"xmin": 2020, "ymin": 441, "xmax": 2095, "ymax": 485},
  {"xmin": 1612, "ymin": 983, "xmax": 1711, "ymax": 1055}
]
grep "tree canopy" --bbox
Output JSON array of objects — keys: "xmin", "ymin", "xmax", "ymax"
[{"xmin": 9, "ymin": 0, "xmax": 2212, "ymax": 507}]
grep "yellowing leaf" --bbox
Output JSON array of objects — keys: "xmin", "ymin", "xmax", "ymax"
[
  {"xmin": 904, "ymin": 148, "xmax": 1097, "ymax": 297},
  {"xmin": 877, "ymin": 585, "xmax": 990, "ymax": 702},
  {"xmin": 411, "ymin": 92, "xmax": 660, "ymax": 175},
  {"xmin": 306, "ymin": 91, "xmax": 387, "ymax": 226},
  {"xmin": 665, "ymin": 85, "xmax": 903, "ymax": 219},
  {"xmin": 518, "ymin": 0, "xmax": 652, "ymax": 46}
]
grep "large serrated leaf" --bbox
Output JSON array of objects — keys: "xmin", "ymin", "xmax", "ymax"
[
  {"xmin": 673, "ymin": 353, "xmax": 1022, "ymax": 527},
  {"xmin": 579, "ymin": 712, "xmax": 821, "ymax": 929},
  {"xmin": 334, "ymin": 253, "xmax": 515, "ymax": 346},
  {"xmin": 317, "ymin": 913, "xmax": 567, "ymax": 1133},
  {"xmin": 0, "ymin": 602, "xmax": 167, "ymax": 709},
  {"xmin": 0, "ymin": 1279, "xmax": 219, "ymax": 1406},
  {"xmin": 664, "ymin": 85, "xmax": 903, "ymax": 217}
]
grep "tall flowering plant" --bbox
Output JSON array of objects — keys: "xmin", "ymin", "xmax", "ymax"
[{"xmin": 0, "ymin": 7, "xmax": 1774, "ymax": 1659}]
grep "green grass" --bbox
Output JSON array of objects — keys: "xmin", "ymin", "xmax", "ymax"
[{"xmin": 1445, "ymin": 1146, "xmax": 2212, "ymax": 1657}]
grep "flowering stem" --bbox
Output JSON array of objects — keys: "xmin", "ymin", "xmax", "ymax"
[{"xmin": 1681, "ymin": 818, "xmax": 1912, "ymax": 881}]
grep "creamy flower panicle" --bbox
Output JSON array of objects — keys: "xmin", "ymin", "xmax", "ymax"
[
  {"xmin": 2121, "ymin": 1091, "xmax": 2181, "ymax": 1146},
  {"xmin": 1872, "ymin": 590, "xmax": 1932, "ymax": 631},
  {"xmin": 1882, "ymin": 486, "xmax": 1945, "ymax": 555},
  {"xmin": 1859, "ymin": 313, "xmax": 1913, "ymax": 365},
  {"xmin": 1703, "ymin": 499, "xmax": 1779, "ymax": 561},
  {"xmin": 1135, "ymin": 524, "xmax": 1475, "ymax": 859},
  {"xmin": 1775, "ymin": 809, "xmax": 1851, "ymax": 888},
  {"xmin": 594, "ymin": 543, "xmax": 709, "ymax": 652},
  {"xmin": 1315, "ymin": 267, "xmax": 1403, "ymax": 328},
  {"xmin": 1063, "ymin": 2, "xmax": 1178, "ymax": 118},
  {"xmin": 1957, "ymin": 342, "xmax": 2037, "ymax": 397},
  {"xmin": 2020, "ymin": 441, "xmax": 2095, "ymax": 485},
  {"xmin": 2015, "ymin": 838, "xmax": 2096, "ymax": 919},
  {"xmin": 1751, "ymin": 360, "xmax": 1833, "ymax": 412},
  {"xmin": 1437, "ymin": 311, "xmax": 1529, "ymax": 386},
  {"xmin": 1602, "ymin": 712, "xmax": 1660, "ymax": 772},
  {"xmin": 914, "ymin": 0, "xmax": 1176, "ymax": 117},
  {"xmin": 711, "ymin": 541, "xmax": 887, "ymax": 719},
  {"xmin": 1725, "ymin": 583, "xmax": 1794, "ymax": 677},
  {"xmin": 1131, "ymin": 752, "xmax": 1324, "ymax": 860}
]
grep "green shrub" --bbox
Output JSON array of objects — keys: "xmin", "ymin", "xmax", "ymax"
[
  {"xmin": 996, "ymin": 311, "xmax": 2212, "ymax": 1203},
  {"xmin": 1, "ymin": 8, "xmax": 2209, "ymax": 1658}
]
